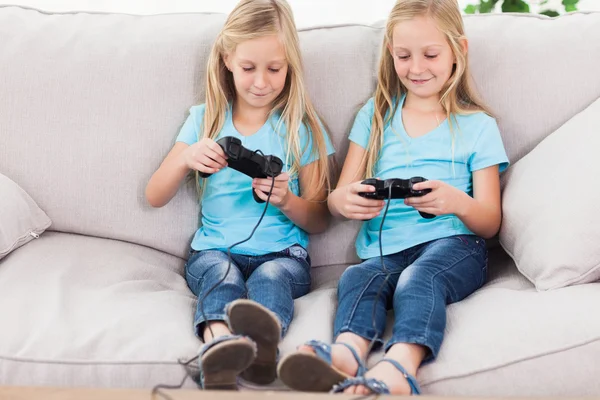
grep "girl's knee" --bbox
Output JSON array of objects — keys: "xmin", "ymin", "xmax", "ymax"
[
  {"xmin": 253, "ymin": 257, "xmax": 310, "ymax": 286},
  {"xmin": 395, "ymin": 264, "xmax": 422, "ymax": 290},
  {"xmin": 393, "ymin": 264, "xmax": 447, "ymax": 305},
  {"xmin": 341, "ymin": 260, "xmax": 380, "ymax": 282},
  {"xmin": 251, "ymin": 261, "xmax": 283, "ymax": 281},
  {"xmin": 338, "ymin": 261, "xmax": 386, "ymax": 300},
  {"xmin": 189, "ymin": 251, "xmax": 242, "ymax": 282}
]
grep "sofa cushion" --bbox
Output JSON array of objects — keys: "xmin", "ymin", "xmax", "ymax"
[
  {"xmin": 499, "ymin": 96, "xmax": 600, "ymax": 291},
  {"xmin": 285, "ymin": 249, "xmax": 600, "ymax": 397},
  {"xmin": 0, "ymin": 6, "xmax": 226, "ymax": 259},
  {"xmin": 417, "ymin": 247, "xmax": 600, "ymax": 396},
  {"xmin": 0, "ymin": 232, "xmax": 199, "ymax": 387},
  {"xmin": 0, "ymin": 231, "xmax": 344, "ymax": 388},
  {"xmin": 2, "ymin": 232, "xmax": 600, "ymax": 395},
  {"xmin": 3, "ymin": 7, "xmax": 600, "ymax": 268},
  {"xmin": 251, "ymin": 248, "xmax": 600, "ymax": 396},
  {"xmin": 0, "ymin": 173, "xmax": 51, "ymax": 260},
  {"xmin": 463, "ymin": 12, "xmax": 600, "ymax": 164}
]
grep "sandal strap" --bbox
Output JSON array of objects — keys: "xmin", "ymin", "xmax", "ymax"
[
  {"xmin": 336, "ymin": 342, "xmax": 367, "ymax": 376},
  {"xmin": 303, "ymin": 340, "xmax": 367, "ymax": 376},
  {"xmin": 303, "ymin": 339, "xmax": 333, "ymax": 364},
  {"xmin": 199, "ymin": 334, "xmax": 250, "ymax": 357},
  {"xmin": 377, "ymin": 358, "xmax": 421, "ymax": 395},
  {"xmin": 197, "ymin": 334, "xmax": 255, "ymax": 388},
  {"xmin": 330, "ymin": 376, "xmax": 390, "ymax": 394},
  {"xmin": 329, "ymin": 359, "xmax": 421, "ymax": 395}
]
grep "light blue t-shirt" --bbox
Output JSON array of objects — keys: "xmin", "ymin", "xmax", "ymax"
[
  {"xmin": 176, "ymin": 104, "xmax": 335, "ymax": 256},
  {"xmin": 349, "ymin": 95, "xmax": 509, "ymax": 260}
]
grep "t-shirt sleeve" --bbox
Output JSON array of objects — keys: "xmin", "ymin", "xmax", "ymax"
[
  {"xmin": 175, "ymin": 104, "xmax": 205, "ymax": 146},
  {"xmin": 348, "ymin": 98, "xmax": 375, "ymax": 149},
  {"xmin": 469, "ymin": 116, "xmax": 510, "ymax": 173},
  {"xmin": 299, "ymin": 119, "xmax": 336, "ymax": 167}
]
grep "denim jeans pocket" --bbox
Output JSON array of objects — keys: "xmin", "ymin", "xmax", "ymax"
[{"xmin": 454, "ymin": 235, "xmax": 486, "ymax": 254}]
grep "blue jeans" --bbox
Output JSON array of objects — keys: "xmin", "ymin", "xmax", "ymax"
[
  {"xmin": 334, "ymin": 234, "xmax": 488, "ymax": 361},
  {"xmin": 185, "ymin": 244, "xmax": 311, "ymax": 338}
]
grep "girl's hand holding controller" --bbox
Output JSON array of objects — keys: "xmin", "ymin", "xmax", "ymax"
[
  {"xmin": 252, "ymin": 172, "xmax": 291, "ymax": 208},
  {"xmin": 404, "ymin": 180, "xmax": 469, "ymax": 217},
  {"xmin": 182, "ymin": 137, "xmax": 228, "ymax": 175},
  {"xmin": 331, "ymin": 181, "xmax": 385, "ymax": 221}
]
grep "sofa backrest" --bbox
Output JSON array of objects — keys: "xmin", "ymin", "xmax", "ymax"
[{"xmin": 1, "ymin": 6, "xmax": 599, "ymax": 265}]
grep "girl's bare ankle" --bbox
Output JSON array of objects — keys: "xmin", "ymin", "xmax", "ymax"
[
  {"xmin": 203, "ymin": 321, "xmax": 232, "ymax": 342},
  {"xmin": 331, "ymin": 345, "xmax": 357, "ymax": 375}
]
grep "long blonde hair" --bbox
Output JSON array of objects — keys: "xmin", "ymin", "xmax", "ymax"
[
  {"xmin": 198, "ymin": 0, "xmax": 331, "ymax": 200},
  {"xmin": 364, "ymin": 0, "xmax": 492, "ymax": 178}
]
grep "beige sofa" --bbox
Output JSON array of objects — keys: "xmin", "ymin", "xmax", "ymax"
[{"xmin": 1, "ymin": 5, "xmax": 600, "ymax": 396}]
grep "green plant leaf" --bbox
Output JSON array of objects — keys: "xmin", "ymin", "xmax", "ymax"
[
  {"xmin": 562, "ymin": 0, "xmax": 579, "ymax": 11},
  {"xmin": 501, "ymin": 0, "xmax": 530, "ymax": 13},
  {"xmin": 479, "ymin": 0, "xmax": 500, "ymax": 13},
  {"xmin": 469, "ymin": 0, "xmax": 571, "ymax": 15},
  {"xmin": 464, "ymin": 4, "xmax": 478, "ymax": 14},
  {"xmin": 540, "ymin": 9, "xmax": 560, "ymax": 16}
]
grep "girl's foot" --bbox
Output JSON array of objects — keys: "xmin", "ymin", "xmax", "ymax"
[
  {"xmin": 334, "ymin": 344, "xmax": 425, "ymax": 395},
  {"xmin": 343, "ymin": 360, "xmax": 413, "ymax": 395},
  {"xmin": 297, "ymin": 341, "xmax": 361, "ymax": 377},
  {"xmin": 278, "ymin": 339, "xmax": 366, "ymax": 392}
]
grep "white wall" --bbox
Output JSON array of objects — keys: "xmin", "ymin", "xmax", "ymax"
[{"xmin": 6, "ymin": 0, "xmax": 600, "ymax": 28}]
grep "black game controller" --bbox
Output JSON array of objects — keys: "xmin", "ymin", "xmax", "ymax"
[
  {"xmin": 359, "ymin": 177, "xmax": 436, "ymax": 219},
  {"xmin": 199, "ymin": 136, "xmax": 283, "ymax": 203}
]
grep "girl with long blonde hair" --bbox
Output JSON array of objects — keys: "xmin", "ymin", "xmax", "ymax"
[
  {"xmin": 146, "ymin": 0, "xmax": 333, "ymax": 390},
  {"xmin": 279, "ymin": 0, "xmax": 508, "ymax": 395}
]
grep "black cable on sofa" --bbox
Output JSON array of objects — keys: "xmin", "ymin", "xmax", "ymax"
[
  {"xmin": 151, "ymin": 175, "xmax": 390, "ymax": 400},
  {"xmin": 151, "ymin": 152, "xmax": 276, "ymax": 399}
]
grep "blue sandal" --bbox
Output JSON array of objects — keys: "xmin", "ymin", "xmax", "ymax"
[
  {"xmin": 277, "ymin": 339, "xmax": 367, "ymax": 392},
  {"xmin": 197, "ymin": 334, "xmax": 256, "ymax": 390},
  {"xmin": 330, "ymin": 358, "xmax": 421, "ymax": 395}
]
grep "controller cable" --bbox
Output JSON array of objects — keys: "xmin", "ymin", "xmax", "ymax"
[
  {"xmin": 348, "ymin": 184, "xmax": 393, "ymax": 400},
  {"xmin": 152, "ymin": 150, "xmax": 275, "ymax": 399}
]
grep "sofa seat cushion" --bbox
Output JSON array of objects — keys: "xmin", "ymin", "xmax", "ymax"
[
  {"xmin": 3, "ymin": 234, "xmax": 600, "ymax": 395},
  {"xmin": 0, "ymin": 232, "xmax": 200, "ymax": 387},
  {"xmin": 418, "ymin": 247, "xmax": 600, "ymax": 396},
  {"xmin": 251, "ymin": 249, "xmax": 600, "ymax": 396},
  {"xmin": 0, "ymin": 233, "xmax": 346, "ymax": 389}
]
